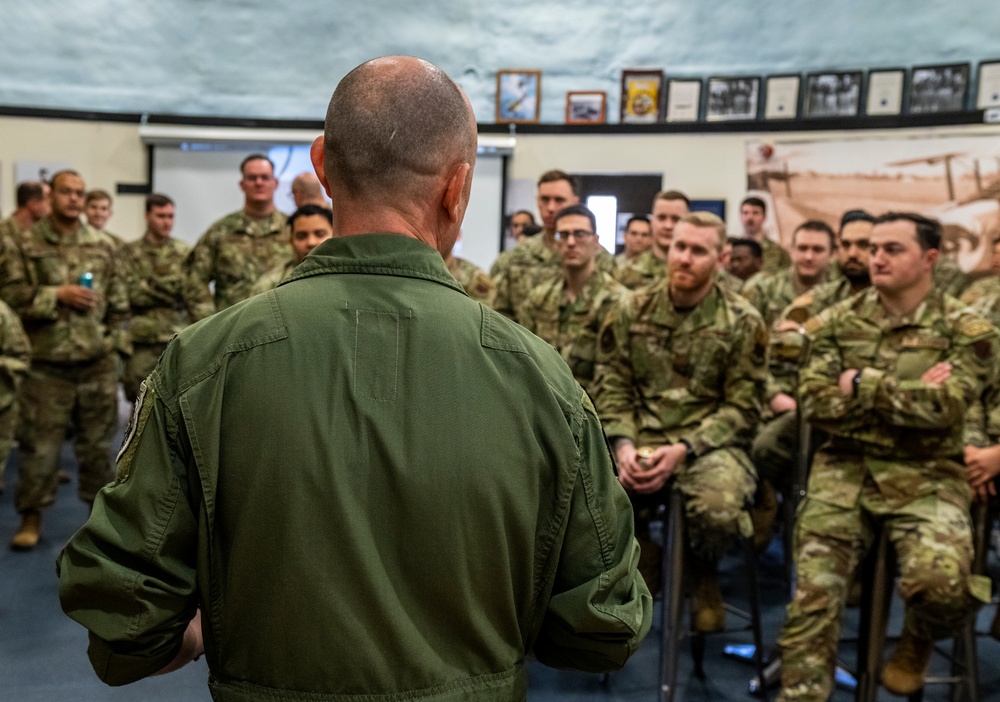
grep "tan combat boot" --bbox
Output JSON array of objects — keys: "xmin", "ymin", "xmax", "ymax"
[
  {"xmin": 690, "ymin": 560, "xmax": 725, "ymax": 632},
  {"xmin": 882, "ymin": 628, "xmax": 933, "ymax": 696},
  {"xmin": 11, "ymin": 510, "xmax": 42, "ymax": 551},
  {"xmin": 749, "ymin": 480, "xmax": 778, "ymax": 551}
]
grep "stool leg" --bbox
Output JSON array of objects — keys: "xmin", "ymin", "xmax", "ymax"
[
  {"xmin": 659, "ymin": 488, "xmax": 686, "ymax": 702},
  {"xmin": 856, "ymin": 529, "xmax": 892, "ymax": 702},
  {"xmin": 741, "ymin": 531, "xmax": 769, "ymax": 701}
]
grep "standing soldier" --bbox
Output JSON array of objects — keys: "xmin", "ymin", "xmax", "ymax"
[
  {"xmin": 0, "ymin": 181, "xmax": 51, "ymax": 243},
  {"xmin": 520, "ymin": 204, "xmax": 628, "ymax": 395},
  {"xmin": 84, "ymin": 189, "xmax": 124, "ymax": 247},
  {"xmin": 119, "ymin": 194, "xmax": 190, "ymax": 402},
  {"xmin": 252, "ymin": 205, "xmax": 334, "ymax": 295},
  {"xmin": 445, "ymin": 234, "xmax": 495, "ymax": 306},
  {"xmin": 185, "ymin": 154, "xmax": 290, "ymax": 321},
  {"xmin": 1, "ymin": 169, "xmax": 130, "ymax": 550},
  {"xmin": 739, "ymin": 196, "xmax": 791, "ymax": 273},
  {"xmin": 0, "ymin": 299, "xmax": 31, "ymax": 496},
  {"xmin": 777, "ymin": 212, "xmax": 997, "ymax": 701},
  {"xmin": 595, "ymin": 211, "xmax": 766, "ymax": 626}
]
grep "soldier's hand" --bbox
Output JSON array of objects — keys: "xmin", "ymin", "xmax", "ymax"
[
  {"xmin": 769, "ymin": 392, "xmax": 797, "ymax": 414},
  {"xmin": 154, "ymin": 608, "xmax": 204, "ymax": 676},
  {"xmin": 56, "ymin": 284, "xmax": 98, "ymax": 311},
  {"xmin": 630, "ymin": 444, "xmax": 686, "ymax": 494},
  {"xmin": 615, "ymin": 441, "xmax": 642, "ymax": 489},
  {"xmin": 921, "ymin": 362, "xmax": 952, "ymax": 387},
  {"xmin": 838, "ymin": 369, "xmax": 859, "ymax": 395},
  {"xmin": 964, "ymin": 444, "xmax": 1000, "ymax": 488}
]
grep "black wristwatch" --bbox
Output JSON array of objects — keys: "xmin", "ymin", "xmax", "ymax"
[
  {"xmin": 679, "ymin": 439, "xmax": 697, "ymax": 465},
  {"xmin": 852, "ymin": 370, "xmax": 863, "ymax": 397}
]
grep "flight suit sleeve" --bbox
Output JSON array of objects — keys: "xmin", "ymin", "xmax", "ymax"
[
  {"xmin": 592, "ymin": 298, "xmax": 638, "ymax": 441},
  {"xmin": 58, "ymin": 382, "xmax": 199, "ymax": 686},
  {"xmin": 532, "ymin": 390, "xmax": 653, "ymax": 671},
  {"xmin": 184, "ymin": 230, "xmax": 218, "ymax": 322}
]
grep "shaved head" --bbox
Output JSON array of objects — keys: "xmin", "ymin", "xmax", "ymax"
[{"xmin": 322, "ymin": 56, "xmax": 477, "ymax": 202}]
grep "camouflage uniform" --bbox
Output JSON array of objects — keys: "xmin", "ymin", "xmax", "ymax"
[
  {"xmin": 184, "ymin": 209, "xmax": 289, "ymax": 321},
  {"xmin": 595, "ymin": 280, "xmax": 767, "ymax": 562},
  {"xmin": 0, "ymin": 217, "xmax": 130, "ymax": 511},
  {"xmin": 934, "ymin": 256, "xmax": 969, "ymax": 298},
  {"xmin": 960, "ymin": 275, "xmax": 1000, "ymax": 328},
  {"xmin": 447, "ymin": 256, "xmax": 495, "ymax": 306},
  {"xmin": 761, "ymin": 237, "xmax": 791, "ymax": 273},
  {"xmin": 0, "ymin": 214, "xmax": 30, "ymax": 242},
  {"xmin": 0, "ymin": 300, "xmax": 31, "ymax": 493},
  {"xmin": 612, "ymin": 249, "xmax": 666, "ymax": 291},
  {"xmin": 716, "ymin": 268, "xmax": 745, "ymax": 296},
  {"xmin": 251, "ymin": 259, "xmax": 296, "ymax": 296},
  {"xmin": 741, "ymin": 267, "xmax": 824, "ymax": 328},
  {"xmin": 777, "ymin": 288, "xmax": 997, "ymax": 702},
  {"xmin": 519, "ymin": 271, "xmax": 628, "ymax": 394},
  {"xmin": 119, "ymin": 235, "xmax": 191, "ymax": 402}
]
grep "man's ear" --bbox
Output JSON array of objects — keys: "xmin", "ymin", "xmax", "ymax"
[
  {"xmin": 925, "ymin": 247, "xmax": 940, "ymax": 270},
  {"xmin": 442, "ymin": 162, "xmax": 472, "ymax": 223},
  {"xmin": 310, "ymin": 136, "xmax": 332, "ymax": 197}
]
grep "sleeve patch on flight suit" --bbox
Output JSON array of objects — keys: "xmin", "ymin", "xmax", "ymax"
[{"xmin": 115, "ymin": 381, "xmax": 150, "ymax": 481}]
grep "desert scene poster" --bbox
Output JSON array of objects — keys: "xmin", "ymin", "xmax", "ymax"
[{"xmin": 746, "ymin": 135, "xmax": 1000, "ymax": 272}]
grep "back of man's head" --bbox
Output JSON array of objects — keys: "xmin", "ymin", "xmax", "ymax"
[
  {"xmin": 323, "ymin": 56, "xmax": 477, "ymax": 204},
  {"xmin": 16, "ymin": 181, "xmax": 46, "ymax": 208}
]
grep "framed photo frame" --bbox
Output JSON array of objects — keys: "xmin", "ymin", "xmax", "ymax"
[
  {"xmin": 976, "ymin": 60, "xmax": 1000, "ymax": 109},
  {"xmin": 907, "ymin": 63, "xmax": 970, "ymax": 114},
  {"xmin": 865, "ymin": 68, "xmax": 906, "ymax": 116},
  {"xmin": 496, "ymin": 70, "xmax": 541, "ymax": 124},
  {"xmin": 665, "ymin": 79, "xmax": 702, "ymax": 123},
  {"xmin": 565, "ymin": 91, "xmax": 606, "ymax": 124},
  {"xmin": 705, "ymin": 76, "xmax": 761, "ymax": 122},
  {"xmin": 620, "ymin": 69, "xmax": 663, "ymax": 124},
  {"xmin": 803, "ymin": 71, "xmax": 862, "ymax": 118},
  {"xmin": 763, "ymin": 74, "xmax": 801, "ymax": 120}
]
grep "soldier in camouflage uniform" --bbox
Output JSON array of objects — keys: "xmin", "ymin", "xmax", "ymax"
[
  {"xmin": 959, "ymin": 237, "xmax": 1000, "ymax": 328},
  {"xmin": 725, "ymin": 237, "xmax": 762, "ymax": 288},
  {"xmin": 739, "ymin": 196, "xmax": 791, "ymax": 273},
  {"xmin": 185, "ymin": 154, "xmax": 290, "ymax": 320},
  {"xmin": 777, "ymin": 212, "xmax": 997, "ymax": 701},
  {"xmin": 595, "ymin": 211, "xmax": 767, "ymax": 630},
  {"xmin": 119, "ymin": 194, "xmax": 190, "ymax": 402},
  {"xmin": 520, "ymin": 205, "xmax": 629, "ymax": 394},
  {"xmin": 0, "ymin": 299, "xmax": 31, "ymax": 496},
  {"xmin": 446, "ymin": 253, "xmax": 495, "ymax": 306},
  {"xmin": 251, "ymin": 204, "xmax": 333, "ymax": 295},
  {"xmin": 0, "ymin": 181, "xmax": 50, "ymax": 244},
  {"xmin": 613, "ymin": 190, "xmax": 689, "ymax": 291},
  {"xmin": 84, "ymin": 189, "xmax": 125, "ymax": 248},
  {"xmin": 0, "ymin": 170, "xmax": 130, "ymax": 550},
  {"xmin": 613, "ymin": 215, "xmax": 652, "ymax": 265},
  {"xmin": 491, "ymin": 170, "xmax": 614, "ymax": 322}
]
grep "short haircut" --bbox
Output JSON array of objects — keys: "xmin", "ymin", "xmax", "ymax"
[
  {"xmin": 730, "ymin": 237, "xmax": 763, "ymax": 259},
  {"xmin": 554, "ymin": 204, "xmax": 597, "ymax": 234},
  {"xmin": 873, "ymin": 211, "xmax": 942, "ymax": 251},
  {"xmin": 288, "ymin": 204, "xmax": 334, "ymax": 230},
  {"xmin": 839, "ymin": 209, "xmax": 875, "ymax": 233},
  {"xmin": 240, "ymin": 153, "xmax": 275, "ymax": 176},
  {"xmin": 654, "ymin": 189, "xmax": 691, "ymax": 209},
  {"xmin": 85, "ymin": 189, "xmax": 112, "ymax": 205},
  {"xmin": 679, "ymin": 211, "xmax": 727, "ymax": 250},
  {"xmin": 793, "ymin": 220, "xmax": 836, "ymax": 249},
  {"xmin": 741, "ymin": 196, "xmax": 767, "ymax": 213},
  {"xmin": 625, "ymin": 215, "xmax": 651, "ymax": 229},
  {"xmin": 512, "ymin": 209, "xmax": 536, "ymax": 223},
  {"xmin": 538, "ymin": 169, "xmax": 579, "ymax": 195},
  {"xmin": 15, "ymin": 181, "xmax": 45, "ymax": 208},
  {"xmin": 145, "ymin": 193, "xmax": 174, "ymax": 212},
  {"xmin": 49, "ymin": 169, "xmax": 82, "ymax": 190},
  {"xmin": 323, "ymin": 57, "xmax": 476, "ymax": 202}
]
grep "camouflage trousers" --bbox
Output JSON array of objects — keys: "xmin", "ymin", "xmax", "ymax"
[
  {"xmin": 777, "ymin": 475, "xmax": 989, "ymax": 702},
  {"xmin": 0, "ymin": 402, "xmax": 17, "ymax": 492},
  {"xmin": 123, "ymin": 342, "xmax": 168, "ymax": 403},
  {"xmin": 15, "ymin": 356, "xmax": 118, "ymax": 513},
  {"xmin": 632, "ymin": 446, "xmax": 757, "ymax": 586}
]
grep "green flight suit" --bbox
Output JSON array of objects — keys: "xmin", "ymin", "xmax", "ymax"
[
  {"xmin": 58, "ymin": 233, "xmax": 652, "ymax": 701},
  {"xmin": 777, "ymin": 288, "xmax": 997, "ymax": 702}
]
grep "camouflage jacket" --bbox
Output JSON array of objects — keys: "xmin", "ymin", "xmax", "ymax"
[
  {"xmin": 960, "ymin": 276, "xmax": 1000, "ymax": 328},
  {"xmin": 594, "ymin": 280, "xmax": 767, "ymax": 454},
  {"xmin": 760, "ymin": 237, "xmax": 791, "ymax": 273},
  {"xmin": 184, "ymin": 209, "xmax": 289, "ymax": 320},
  {"xmin": 742, "ymin": 267, "xmax": 824, "ymax": 328},
  {"xmin": 519, "ymin": 271, "xmax": 628, "ymax": 393},
  {"xmin": 801, "ymin": 288, "xmax": 997, "ymax": 467},
  {"xmin": 611, "ymin": 249, "xmax": 666, "ymax": 291},
  {"xmin": 0, "ymin": 217, "xmax": 130, "ymax": 363},
  {"xmin": 934, "ymin": 256, "xmax": 969, "ymax": 298},
  {"xmin": 251, "ymin": 259, "xmax": 296, "ymax": 296},
  {"xmin": 0, "ymin": 298, "xmax": 31, "ymax": 412},
  {"xmin": 447, "ymin": 256, "xmax": 495, "ymax": 306},
  {"xmin": 120, "ymin": 235, "xmax": 191, "ymax": 345},
  {"xmin": 716, "ymin": 268, "xmax": 745, "ymax": 296},
  {"xmin": 0, "ymin": 214, "xmax": 29, "ymax": 242}
]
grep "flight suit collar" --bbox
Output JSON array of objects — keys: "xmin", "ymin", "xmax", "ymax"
[{"xmin": 282, "ymin": 233, "xmax": 466, "ymax": 295}]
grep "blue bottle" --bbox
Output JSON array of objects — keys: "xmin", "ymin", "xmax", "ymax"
[{"xmin": 79, "ymin": 272, "xmax": 94, "ymax": 289}]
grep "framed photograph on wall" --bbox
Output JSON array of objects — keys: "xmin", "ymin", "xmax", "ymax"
[
  {"xmin": 976, "ymin": 60, "xmax": 1000, "ymax": 109},
  {"xmin": 705, "ymin": 76, "xmax": 760, "ymax": 122},
  {"xmin": 865, "ymin": 68, "xmax": 906, "ymax": 116},
  {"xmin": 665, "ymin": 79, "xmax": 702, "ymax": 123},
  {"xmin": 565, "ymin": 91, "xmax": 606, "ymax": 124},
  {"xmin": 804, "ymin": 71, "xmax": 862, "ymax": 118},
  {"xmin": 908, "ymin": 63, "xmax": 969, "ymax": 114},
  {"xmin": 496, "ymin": 69, "xmax": 541, "ymax": 123},
  {"xmin": 763, "ymin": 74, "xmax": 801, "ymax": 120},
  {"xmin": 620, "ymin": 69, "xmax": 663, "ymax": 124}
]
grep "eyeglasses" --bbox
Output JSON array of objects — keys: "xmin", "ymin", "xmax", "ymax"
[{"xmin": 554, "ymin": 229, "xmax": 596, "ymax": 241}]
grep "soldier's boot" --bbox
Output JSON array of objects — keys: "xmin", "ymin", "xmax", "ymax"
[
  {"xmin": 749, "ymin": 479, "xmax": 778, "ymax": 551},
  {"xmin": 882, "ymin": 628, "xmax": 933, "ymax": 696},
  {"xmin": 636, "ymin": 536, "xmax": 663, "ymax": 597},
  {"xmin": 690, "ymin": 559, "xmax": 725, "ymax": 632},
  {"xmin": 10, "ymin": 510, "xmax": 42, "ymax": 551}
]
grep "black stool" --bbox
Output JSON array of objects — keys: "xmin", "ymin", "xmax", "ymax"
[
  {"xmin": 659, "ymin": 485, "xmax": 769, "ymax": 702},
  {"xmin": 855, "ymin": 502, "xmax": 986, "ymax": 702}
]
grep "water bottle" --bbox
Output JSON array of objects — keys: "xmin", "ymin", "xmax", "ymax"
[{"xmin": 79, "ymin": 272, "xmax": 93, "ymax": 289}]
